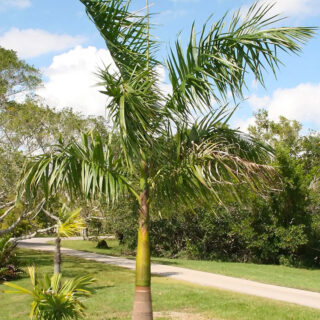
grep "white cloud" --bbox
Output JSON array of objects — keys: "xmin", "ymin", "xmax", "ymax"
[
  {"xmin": 251, "ymin": 79, "xmax": 258, "ymax": 90},
  {"xmin": 37, "ymin": 46, "xmax": 116, "ymax": 117},
  {"xmin": 0, "ymin": 28, "xmax": 86, "ymax": 58},
  {"xmin": 232, "ymin": 116, "xmax": 256, "ymax": 132},
  {"xmin": 247, "ymin": 94, "xmax": 271, "ymax": 111},
  {"xmin": 247, "ymin": 83, "xmax": 320, "ymax": 125},
  {"xmin": 268, "ymin": 0, "xmax": 320, "ymax": 17},
  {"xmin": 242, "ymin": 0, "xmax": 320, "ymax": 18},
  {"xmin": 155, "ymin": 65, "xmax": 172, "ymax": 97},
  {"xmin": 37, "ymin": 46, "xmax": 173, "ymax": 118},
  {"xmin": 0, "ymin": 0, "xmax": 31, "ymax": 10},
  {"xmin": 159, "ymin": 9, "xmax": 187, "ymax": 18}
]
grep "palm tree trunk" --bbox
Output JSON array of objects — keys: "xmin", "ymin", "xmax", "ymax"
[
  {"xmin": 132, "ymin": 162, "xmax": 152, "ymax": 320},
  {"xmin": 54, "ymin": 236, "xmax": 61, "ymax": 274},
  {"xmin": 82, "ymin": 227, "xmax": 88, "ymax": 240}
]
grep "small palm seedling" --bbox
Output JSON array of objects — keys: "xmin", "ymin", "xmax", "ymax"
[{"xmin": 4, "ymin": 266, "xmax": 95, "ymax": 320}]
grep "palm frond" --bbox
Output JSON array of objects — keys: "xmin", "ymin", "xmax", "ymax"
[
  {"xmin": 58, "ymin": 208, "xmax": 86, "ymax": 238},
  {"xmin": 165, "ymin": 1, "xmax": 316, "ymax": 117},
  {"xmin": 19, "ymin": 132, "xmax": 138, "ymax": 203},
  {"xmin": 80, "ymin": 0, "xmax": 158, "ymax": 78},
  {"xmin": 98, "ymin": 66, "xmax": 164, "ymax": 162},
  {"xmin": 4, "ymin": 267, "xmax": 95, "ymax": 320},
  {"xmin": 80, "ymin": 0, "xmax": 165, "ymax": 159},
  {"xmin": 151, "ymin": 109, "xmax": 276, "ymax": 208}
]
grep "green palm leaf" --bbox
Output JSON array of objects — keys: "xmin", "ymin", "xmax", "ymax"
[
  {"xmin": 151, "ymin": 109, "xmax": 275, "ymax": 207},
  {"xmin": 80, "ymin": 0, "xmax": 158, "ymax": 77},
  {"xmin": 57, "ymin": 208, "xmax": 86, "ymax": 238},
  {"xmin": 165, "ymin": 2, "xmax": 316, "ymax": 116},
  {"xmin": 4, "ymin": 267, "xmax": 95, "ymax": 320},
  {"xmin": 80, "ymin": 0, "xmax": 164, "ymax": 159},
  {"xmin": 19, "ymin": 132, "xmax": 138, "ymax": 202}
]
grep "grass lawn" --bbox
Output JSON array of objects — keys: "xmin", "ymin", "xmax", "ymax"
[
  {"xmin": 55, "ymin": 239, "xmax": 320, "ymax": 292},
  {"xmin": 1, "ymin": 249, "xmax": 320, "ymax": 320}
]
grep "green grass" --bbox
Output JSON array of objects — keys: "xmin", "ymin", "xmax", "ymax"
[
  {"xmin": 1, "ymin": 249, "xmax": 320, "ymax": 320},
  {"xmin": 48, "ymin": 238, "xmax": 127, "ymax": 256},
  {"xmin": 56, "ymin": 239, "xmax": 320, "ymax": 292}
]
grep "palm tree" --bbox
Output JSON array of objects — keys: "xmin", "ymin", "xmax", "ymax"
[
  {"xmin": 4, "ymin": 266, "xmax": 95, "ymax": 320},
  {"xmin": 56, "ymin": 208, "xmax": 85, "ymax": 274},
  {"xmin": 43, "ymin": 207, "xmax": 85, "ymax": 274},
  {"xmin": 20, "ymin": 1, "xmax": 315, "ymax": 319}
]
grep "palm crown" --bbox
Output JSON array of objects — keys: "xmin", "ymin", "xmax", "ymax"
[{"xmin": 19, "ymin": 1, "xmax": 316, "ymax": 319}]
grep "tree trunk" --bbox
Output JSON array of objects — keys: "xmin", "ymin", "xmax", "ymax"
[
  {"xmin": 54, "ymin": 236, "xmax": 61, "ymax": 274},
  {"xmin": 132, "ymin": 162, "xmax": 153, "ymax": 320},
  {"xmin": 82, "ymin": 227, "xmax": 88, "ymax": 240}
]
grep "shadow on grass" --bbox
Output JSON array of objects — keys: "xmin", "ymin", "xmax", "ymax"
[
  {"xmin": 18, "ymin": 252, "xmax": 53, "ymax": 268},
  {"xmin": 151, "ymin": 259, "xmax": 179, "ymax": 266},
  {"xmin": 16, "ymin": 249, "xmax": 126, "ymax": 284},
  {"xmin": 152, "ymin": 272, "xmax": 180, "ymax": 277},
  {"xmin": 93, "ymin": 285, "xmax": 115, "ymax": 291}
]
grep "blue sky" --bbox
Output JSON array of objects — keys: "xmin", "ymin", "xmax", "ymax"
[{"xmin": 0, "ymin": 0, "xmax": 319, "ymax": 132}]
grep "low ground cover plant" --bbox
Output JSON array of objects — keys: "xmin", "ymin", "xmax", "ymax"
[{"xmin": 3, "ymin": 266, "xmax": 95, "ymax": 320}]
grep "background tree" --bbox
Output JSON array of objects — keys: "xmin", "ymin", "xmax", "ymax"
[
  {"xmin": 0, "ymin": 46, "xmax": 40, "ymax": 107},
  {"xmin": 0, "ymin": 46, "xmax": 110, "ymax": 239},
  {"xmin": 20, "ymin": 1, "xmax": 315, "ymax": 319},
  {"xmin": 248, "ymin": 110, "xmax": 319, "ymax": 265},
  {"xmin": 0, "ymin": 47, "xmax": 42, "ymax": 234},
  {"xmin": 110, "ymin": 111, "xmax": 320, "ymax": 266}
]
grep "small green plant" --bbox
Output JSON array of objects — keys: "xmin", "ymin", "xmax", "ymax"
[
  {"xmin": 4, "ymin": 267, "xmax": 95, "ymax": 320},
  {"xmin": 0, "ymin": 236, "xmax": 16, "ymax": 266},
  {"xmin": 54, "ymin": 207, "xmax": 86, "ymax": 274},
  {"xmin": 96, "ymin": 239, "xmax": 109, "ymax": 249},
  {"xmin": 58, "ymin": 207, "xmax": 86, "ymax": 238},
  {"xmin": 0, "ymin": 236, "xmax": 23, "ymax": 281}
]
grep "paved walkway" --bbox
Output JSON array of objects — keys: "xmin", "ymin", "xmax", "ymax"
[{"xmin": 19, "ymin": 238, "xmax": 320, "ymax": 310}]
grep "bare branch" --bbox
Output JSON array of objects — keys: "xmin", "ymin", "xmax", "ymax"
[
  {"xmin": 0, "ymin": 201, "xmax": 15, "ymax": 210},
  {"xmin": 0, "ymin": 199, "xmax": 46, "ymax": 236},
  {"xmin": 85, "ymin": 216, "xmax": 105, "ymax": 221},
  {"xmin": 43, "ymin": 209, "xmax": 59, "ymax": 221},
  {"xmin": 0, "ymin": 205, "xmax": 15, "ymax": 223},
  {"xmin": 11, "ymin": 225, "xmax": 57, "ymax": 242},
  {"xmin": 24, "ymin": 199, "xmax": 46, "ymax": 218},
  {"xmin": 0, "ymin": 214, "xmax": 23, "ymax": 236}
]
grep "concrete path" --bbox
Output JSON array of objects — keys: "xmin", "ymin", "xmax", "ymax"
[{"xmin": 19, "ymin": 238, "xmax": 320, "ymax": 310}]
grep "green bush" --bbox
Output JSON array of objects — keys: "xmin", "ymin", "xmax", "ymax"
[
  {"xmin": 115, "ymin": 204, "xmax": 313, "ymax": 266},
  {"xmin": 96, "ymin": 239, "xmax": 109, "ymax": 249},
  {"xmin": 0, "ymin": 236, "xmax": 22, "ymax": 281},
  {"xmin": 4, "ymin": 267, "xmax": 95, "ymax": 320}
]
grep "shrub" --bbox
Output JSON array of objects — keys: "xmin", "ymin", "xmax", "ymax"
[
  {"xmin": 96, "ymin": 239, "xmax": 109, "ymax": 249},
  {"xmin": 0, "ymin": 236, "xmax": 22, "ymax": 282},
  {"xmin": 4, "ymin": 267, "xmax": 95, "ymax": 320}
]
